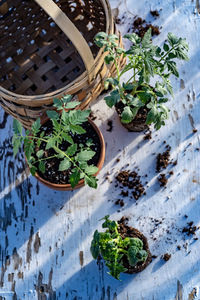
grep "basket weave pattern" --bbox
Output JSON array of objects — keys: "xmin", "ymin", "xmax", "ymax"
[{"xmin": 0, "ymin": 0, "xmax": 126, "ymax": 128}]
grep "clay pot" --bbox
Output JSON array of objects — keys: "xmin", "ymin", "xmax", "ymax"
[
  {"xmin": 118, "ymin": 221, "xmax": 152, "ymax": 273},
  {"xmin": 115, "ymin": 102, "xmax": 149, "ymax": 132},
  {"xmin": 26, "ymin": 116, "xmax": 105, "ymax": 191}
]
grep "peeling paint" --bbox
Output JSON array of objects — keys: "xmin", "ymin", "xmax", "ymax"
[{"xmin": 34, "ymin": 232, "xmax": 41, "ymax": 254}]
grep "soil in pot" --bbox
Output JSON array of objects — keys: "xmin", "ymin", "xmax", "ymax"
[
  {"xmin": 118, "ymin": 217, "xmax": 152, "ymax": 273},
  {"xmin": 33, "ymin": 120, "xmax": 101, "ymax": 185},
  {"xmin": 115, "ymin": 102, "xmax": 149, "ymax": 132}
]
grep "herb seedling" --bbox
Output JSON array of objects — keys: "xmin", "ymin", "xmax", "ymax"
[
  {"xmin": 90, "ymin": 215, "xmax": 148, "ymax": 280},
  {"xmin": 12, "ymin": 95, "xmax": 99, "ymax": 189},
  {"xmin": 95, "ymin": 29, "xmax": 189, "ymax": 129}
]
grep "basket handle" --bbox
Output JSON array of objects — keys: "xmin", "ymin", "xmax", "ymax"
[{"xmin": 34, "ymin": 0, "xmax": 96, "ymax": 83}]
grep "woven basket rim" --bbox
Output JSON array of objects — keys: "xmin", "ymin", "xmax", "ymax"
[{"xmin": 0, "ymin": 0, "xmax": 113, "ymax": 100}]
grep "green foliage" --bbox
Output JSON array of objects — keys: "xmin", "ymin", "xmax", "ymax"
[
  {"xmin": 95, "ymin": 29, "xmax": 189, "ymax": 130},
  {"xmin": 90, "ymin": 216, "xmax": 148, "ymax": 280},
  {"xmin": 12, "ymin": 96, "xmax": 99, "ymax": 189}
]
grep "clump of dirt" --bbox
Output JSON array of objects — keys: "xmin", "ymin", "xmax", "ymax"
[
  {"xmin": 156, "ymin": 145, "xmax": 171, "ymax": 172},
  {"xmin": 162, "ymin": 253, "xmax": 171, "ymax": 261},
  {"xmin": 158, "ymin": 173, "xmax": 168, "ymax": 187},
  {"xmin": 115, "ymin": 199, "xmax": 125, "ymax": 207},
  {"xmin": 117, "ymin": 217, "xmax": 152, "ymax": 273},
  {"xmin": 116, "ymin": 170, "xmax": 145, "ymax": 200},
  {"xmin": 193, "ymin": 128, "xmax": 198, "ymax": 133},
  {"xmin": 107, "ymin": 120, "xmax": 113, "ymax": 132},
  {"xmin": 89, "ymin": 111, "xmax": 97, "ymax": 121},
  {"xmin": 144, "ymin": 130, "xmax": 152, "ymax": 140},
  {"xmin": 128, "ymin": 17, "xmax": 160, "ymax": 38},
  {"xmin": 182, "ymin": 221, "xmax": 198, "ymax": 236},
  {"xmin": 150, "ymin": 10, "xmax": 160, "ymax": 17}
]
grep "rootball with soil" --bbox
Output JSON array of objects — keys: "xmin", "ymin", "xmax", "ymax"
[
  {"xmin": 94, "ymin": 29, "xmax": 189, "ymax": 131},
  {"xmin": 90, "ymin": 216, "xmax": 152, "ymax": 280},
  {"xmin": 12, "ymin": 95, "xmax": 105, "ymax": 190}
]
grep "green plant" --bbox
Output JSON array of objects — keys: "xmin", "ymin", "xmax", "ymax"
[
  {"xmin": 90, "ymin": 215, "xmax": 148, "ymax": 280},
  {"xmin": 12, "ymin": 95, "xmax": 99, "ymax": 189},
  {"xmin": 95, "ymin": 29, "xmax": 189, "ymax": 129}
]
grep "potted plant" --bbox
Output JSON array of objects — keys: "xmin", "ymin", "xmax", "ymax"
[
  {"xmin": 95, "ymin": 29, "xmax": 189, "ymax": 131},
  {"xmin": 90, "ymin": 216, "xmax": 152, "ymax": 280},
  {"xmin": 12, "ymin": 95, "xmax": 105, "ymax": 190}
]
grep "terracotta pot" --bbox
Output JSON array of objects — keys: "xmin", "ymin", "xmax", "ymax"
[
  {"xmin": 26, "ymin": 116, "xmax": 105, "ymax": 191},
  {"xmin": 118, "ymin": 221, "xmax": 152, "ymax": 273}
]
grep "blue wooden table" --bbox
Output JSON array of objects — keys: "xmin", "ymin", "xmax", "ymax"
[{"xmin": 1, "ymin": 0, "xmax": 200, "ymax": 299}]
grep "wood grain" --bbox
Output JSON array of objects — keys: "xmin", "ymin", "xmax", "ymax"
[{"xmin": 0, "ymin": 0, "xmax": 200, "ymax": 299}]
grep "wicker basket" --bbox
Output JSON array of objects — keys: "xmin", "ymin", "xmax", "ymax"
[{"xmin": 0, "ymin": 0, "xmax": 125, "ymax": 128}]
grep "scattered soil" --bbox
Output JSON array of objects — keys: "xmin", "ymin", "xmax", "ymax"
[
  {"xmin": 116, "ymin": 170, "xmax": 145, "ymax": 200},
  {"xmin": 162, "ymin": 253, "xmax": 171, "ymax": 261},
  {"xmin": 158, "ymin": 173, "xmax": 168, "ymax": 187},
  {"xmin": 107, "ymin": 120, "xmax": 113, "ymax": 132},
  {"xmin": 89, "ymin": 112, "xmax": 97, "ymax": 121},
  {"xmin": 182, "ymin": 222, "xmax": 198, "ymax": 236},
  {"xmin": 117, "ymin": 217, "xmax": 152, "ymax": 273},
  {"xmin": 144, "ymin": 130, "xmax": 152, "ymax": 140},
  {"xmin": 115, "ymin": 199, "xmax": 125, "ymax": 207},
  {"xmin": 33, "ymin": 120, "xmax": 101, "ymax": 184},
  {"xmin": 128, "ymin": 16, "xmax": 160, "ymax": 38},
  {"xmin": 150, "ymin": 10, "xmax": 160, "ymax": 17},
  {"xmin": 156, "ymin": 145, "xmax": 171, "ymax": 172}
]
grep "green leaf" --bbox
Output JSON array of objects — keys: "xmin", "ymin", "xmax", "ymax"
[
  {"xmin": 70, "ymin": 169, "xmax": 80, "ymax": 188},
  {"xmin": 69, "ymin": 124, "xmax": 86, "ymax": 134},
  {"xmin": 12, "ymin": 135, "xmax": 22, "ymax": 157},
  {"xmin": 69, "ymin": 110, "xmax": 90, "ymax": 125},
  {"xmin": 166, "ymin": 60, "xmax": 179, "ymax": 77},
  {"xmin": 53, "ymin": 97, "xmax": 63, "ymax": 110},
  {"xmin": 104, "ymin": 90, "xmax": 121, "ymax": 108},
  {"xmin": 76, "ymin": 150, "xmax": 95, "ymax": 162},
  {"xmin": 62, "ymin": 94, "xmax": 73, "ymax": 103},
  {"xmin": 104, "ymin": 78, "xmax": 119, "ymax": 89},
  {"xmin": 146, "ymin": 106, "xmax": 158, "ymax": 124},
  {"xmin": 84, "ymin": 165, "xmax": 99, "ymax": 175},
  {"xmin": 64, "ymin": 101, "xmax": 80, "ymax": 109},
  {"xmin": 46, "ymin": 137, "xmax": 56, "ymax": 150},
  {"xmin": 13, "ymin": 119, "xmax": 22, "ymax": 135},
  {"xmin": 84, "ymin": 176, "xmax": 98, "ymax": 188},
  {"xmin": 124, "ymin": 33, "xmax": 141, "ymax": 44},
  {"xmin": 90, "ymin": 230, "xmax": 100, "ymax": 259},
  {"xmin": 66, "ymin": 143, "xmax": 77, "ymax": 156},
  {"xmin": 30, "ymin": 166, "xmax": 37, "ymax": 176},
  {"xmin": 39, "ymin": 161, "xmax": 45, "ymax": 173},
  {"xmin": 163, "ymin": 43, "xmax": 169, "ymax": 51},
  {"xmin": 59, "ymin": 158, "xmax": 71, "ymax": 171},
  {"xmin": 121, "ymin": 106, "xmax": 134, "ymax": 124},
  {"xmin": 46, "ymin": 110, "xmax": 59, "ymax": 120},
  {"xmin": 62, "ymin": 133, "xmax": 74, "ymax": 144},
  {"xmin": 36, "ymin": 150, "xmax": 44, "ymax": 158},
  {"xmin": 167, "ymin": 32, "xmax": 179, "ymax": 46},
  {"xmin": 142, "ymin": 28, "xmax": 152, "ymax": 47},
  {"xmin": 31, "ymin": 118, "xmax": 41, "ymax": 134},
  {"xmin": 105, "ymin": 55, "xmax": 114, "ymax": 64},
  {"xmin": 175, "ymin": 48, "xmax": 189, "ymax": 61},
  {"xmin": 24, "ymin": 139, "xmax": 34, "ymax": 161}
]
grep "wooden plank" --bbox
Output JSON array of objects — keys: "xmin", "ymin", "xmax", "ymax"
[{"xmin": 0, "ymin": 0, "xmax": 200, "ymax": 299}]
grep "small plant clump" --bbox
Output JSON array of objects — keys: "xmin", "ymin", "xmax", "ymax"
[
  {"xmin": 12, "ymin": 96, "xmax": 99, "ymax": 189},
  {"xmin": 90, "ymin": 215, "xmax": 148, "ymax": 280},
  {"xmin": 95, "ymin": 29, "xmax": 189, "ymax": 130}
]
